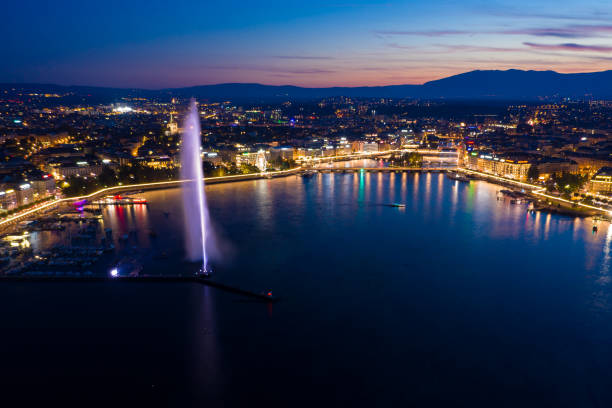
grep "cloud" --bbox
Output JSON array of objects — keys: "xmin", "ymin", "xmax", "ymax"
[
  {"xmin": 501, "ymin": 28, "xmax": 587, "ymax": 38},
  {"xmin": 523, "ymin": 42, "xmax": 612, "ymax": 52},
  {"xmin": 271, "ymin": 55, "xmax": 335, "ymax": 60},
  {"xmin": 484, "ymin": 8, "xmax": 612, "ymax": 22},
  {"xmin": 374, "ymin": 30, "xmax": 471, "ymax": 37},
  {"xmin": 505, "ymin": 25, "xmax": 612, "ymax": 38},
  {"xmin": 386, "ymin": 43, "xmax": 416, "ymax": 50},
  {"xmin": 375, "ymin": 25, "xmax": 612, "ymax": 40},
  {"xmin": 201, "ymin": 64, "xmax": 336, "ymax": 75},
  {"xmin": 440, "ymin": 44, "xmax": 518, "ymax": 53}
]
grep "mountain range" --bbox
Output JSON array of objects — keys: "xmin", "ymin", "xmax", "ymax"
[{"xmin": 4, "ymin": 69, "xmax": 612, "ymax": 101}]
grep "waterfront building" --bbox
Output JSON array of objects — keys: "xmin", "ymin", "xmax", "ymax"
[
  {"xmin": 269, "ymin": 146, "xmax": 294, "ymax": 161},
  {"xmin": 293, "ymin": 147, "xmax": 319, "ymax": 160},
  {"xmin": 589, "ymin": 167, "xmax": 612, "ymax": 194},
  {"xmin": 351, "ymin": 141, "xmax": 364, "ymax": 153},
  {"xmin": 28, "ymin": 172, "xmax": 56, "ymax": 197},
  {"xmin": 15, "ymin": 183, "xmax": 34, "ymax": 206},
  {"xmin": 236, "ymin": 150, "xmax": 269, "ymax": 170},
  {"xmin": 464, "ymin": 151, "xmax": 531, "ymax": 181},
  {"xmin": 495, "ymin": 158, "xmax": 531, "ymax": 181},
  {"xmin": 0, "ymin": 187, "xmax": 17, "ymax": 211},
  {"xmin": 363, "ymin": 142, "xmax": 379, "ymax": 153},
  {"xmin": 46, "ymin": 159, "xmax": 104, "ymax": 179},
  {"xmin": 202, "ymin": 152, "xmax": 222, "ymax": 165},
  {"xmin": 564, "ymin": 153, "xmax": 612, "ymax": 176},
  {"xmin": 256, "ymin": 150, "xmax": 267, "ymax": 171},
  {"xmin": 293, "ymin": 147, "xmax": 307, "ymax": 160},
  {"xmin": 534, "ymin": 158, "xmax": 578, "ymax": 180},
  {"xmin": 335, "ymin": 144, "xmax": 352, "ymax": 156},
  {"xmin": 378, "ymin": 141, "xmax": 392, "ymax": 152},
  {"xmin": 322, "ymin": 146, "xmax": 335, "ymax": 157}
]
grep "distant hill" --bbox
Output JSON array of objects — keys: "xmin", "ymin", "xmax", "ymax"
[
  {"xmin": 418, "ymin": 69, "xmax": 612, "ymax": 99},
  {"xmin": 3, "ymin": 69, "xmax": 612, "ymax": 101},
  {"xmin": 168, "ymin": 70, "xmax": 612, "ymax": 100},
  {"xmin": 166, "ymin": 83, "xmax": 420, "ymax": 100}
]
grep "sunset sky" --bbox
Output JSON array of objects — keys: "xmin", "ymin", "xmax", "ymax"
[{"xmin": 3, "ymin": 0, "xmax": 612, "ymax": 88}]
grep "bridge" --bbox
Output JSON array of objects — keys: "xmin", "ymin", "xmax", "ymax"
[
  {"xmin": 298, "ymin": 148, "xmax": 458, "ymax": 166},
  {"xmin": 310, "ymin": 167, "xmax": 452, "ymax": 173}
]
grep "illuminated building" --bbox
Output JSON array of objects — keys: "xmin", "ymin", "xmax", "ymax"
[
  {"xmin": 46, "ymin": 159, "xmax": 104, "ymax": 179},
  {"xmin": 165, "ymin": 113, "xmax": 179, "ymax": 136},
  {"xmin": 465, "ymin": 151, "xmax": 531, "ymax": 181},
  {"xmin": 15, "ymin": 183, "xmax": 33, "ymax": 206},
  {"xmin": 137, "ymin": 156, "xmax": 174, "ymax": 170},
  {"xmin": 322, "ymin": 146, "xmax": 335, "ymax": 157},
  {"xmin": 589, "ymin": 167, "xmax": 612, "ymax": 194},
  {"xmin": 269, "ymin": 147, "xmax": 294, "ymax": 161},
  {"xmin": 363, "ymin": 142, "xmax": 379, "ymax": 153},
  {"xmin": 236, "ymin": 150, "xmax": 269, "ymax": 170},
  {"xmin": 0, "ymin": 188, "xmax": 18, "ymax": 211},
  {"xmin": 255, "ymin": 150, "xmax": 267, "ymax": 171},
  {"xmin": 534, "ymin": 159, "xmax": 578, "ymax": 180}
]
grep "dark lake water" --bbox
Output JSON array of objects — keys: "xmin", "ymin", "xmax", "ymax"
[{"xmin": 2, "ymin": 171, "xmax": 612, "ymax": 407}]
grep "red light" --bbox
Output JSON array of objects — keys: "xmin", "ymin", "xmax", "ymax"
[{"xmin": 267, "ymin": 292, "xmax": 272, "ymax": 296}]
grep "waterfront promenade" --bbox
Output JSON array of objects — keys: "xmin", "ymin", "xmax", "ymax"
[
  {"xmin": 0, "ymin": 167, "xmax": 305, "ymax": 229},
  {"xmin": 457, "ymin": 168, "xmax": 610, "ymax": 216},
  {"xmin": 0, "ymin": 149, "xmax": 406, "ymax": 229},
  {"xmin": 3, "ymin": 158, "xmax": 612, "ymax": 230}
]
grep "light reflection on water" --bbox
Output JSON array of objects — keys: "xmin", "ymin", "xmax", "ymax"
[
  {"xmin": 16, "ymin": 170, "xmax": 612, "ymax": 405},
  {"xmin": 28, "ymin": 172, "xmax": 612, "ymax": 294},
  {"xmin": 24, "ymin": 172, "xmax": 612, "ymax": 318}
]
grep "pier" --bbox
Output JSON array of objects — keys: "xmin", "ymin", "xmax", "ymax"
[{"xmin": 0, "ymin": 274, "xmax": 279, "ymax": 302}]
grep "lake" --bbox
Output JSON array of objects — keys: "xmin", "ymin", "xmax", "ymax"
[{"xmin": 2, "ymin": 171, "xmax": 612, "ymax": 407}]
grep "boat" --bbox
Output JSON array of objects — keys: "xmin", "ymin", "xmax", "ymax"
[
  {"xmin": 386, "ymin": 203, "xmax": 406, "ymax": 208},
  {"xmin": 446, "ymin": 172, "xmax": 471, "ymax": 182},
  {"xmin": 498, "ymin": 189, "xmax": 530, "ymax": 204},
  {"xmin": 92, "ymin": 195, "xmax": 147, "ymax": 206}
]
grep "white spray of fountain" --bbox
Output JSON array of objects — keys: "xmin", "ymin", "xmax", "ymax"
[{"xmin": 181, "ymin": 99, "xmax": 212, "ymax": 275}]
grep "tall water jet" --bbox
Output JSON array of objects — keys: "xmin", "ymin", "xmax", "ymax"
[{"xmin": 181, "ymin": 100, "xmax": 211, "ymax": 275}]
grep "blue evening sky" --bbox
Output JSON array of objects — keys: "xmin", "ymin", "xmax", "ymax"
[{"xmin": 2, "ymin": 0, "xmax": 612, "ymax": 87}]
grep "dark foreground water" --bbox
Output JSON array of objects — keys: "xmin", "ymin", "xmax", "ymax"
[{"xmin": 2, "ymin": 172, "xmax": 612, "ymax": 407}]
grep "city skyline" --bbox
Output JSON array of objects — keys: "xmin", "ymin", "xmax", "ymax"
[{"xmin": 3, "ymin": 0, "xmax": 612, "ymax": 88}]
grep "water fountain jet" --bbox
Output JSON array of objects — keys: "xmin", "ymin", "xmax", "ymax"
[{"xmin": 181, "ymin": 100, "xmax": 212, "ymax": 276}]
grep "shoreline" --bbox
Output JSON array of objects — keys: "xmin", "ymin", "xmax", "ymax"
[
  {"xmin": 3, "ymin": 165, "xmax": 609, "ymax": 232},
  {"xmin": 457, "ymin": 168, "xmax": 608, "ymax": 218},
  {"xmin": 2, "ymin": 167, "xmax": 607, "ymax": 279},
  {"xmin": 0, "ymin": 167, "xmax": 304, "ymax": 230}
]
